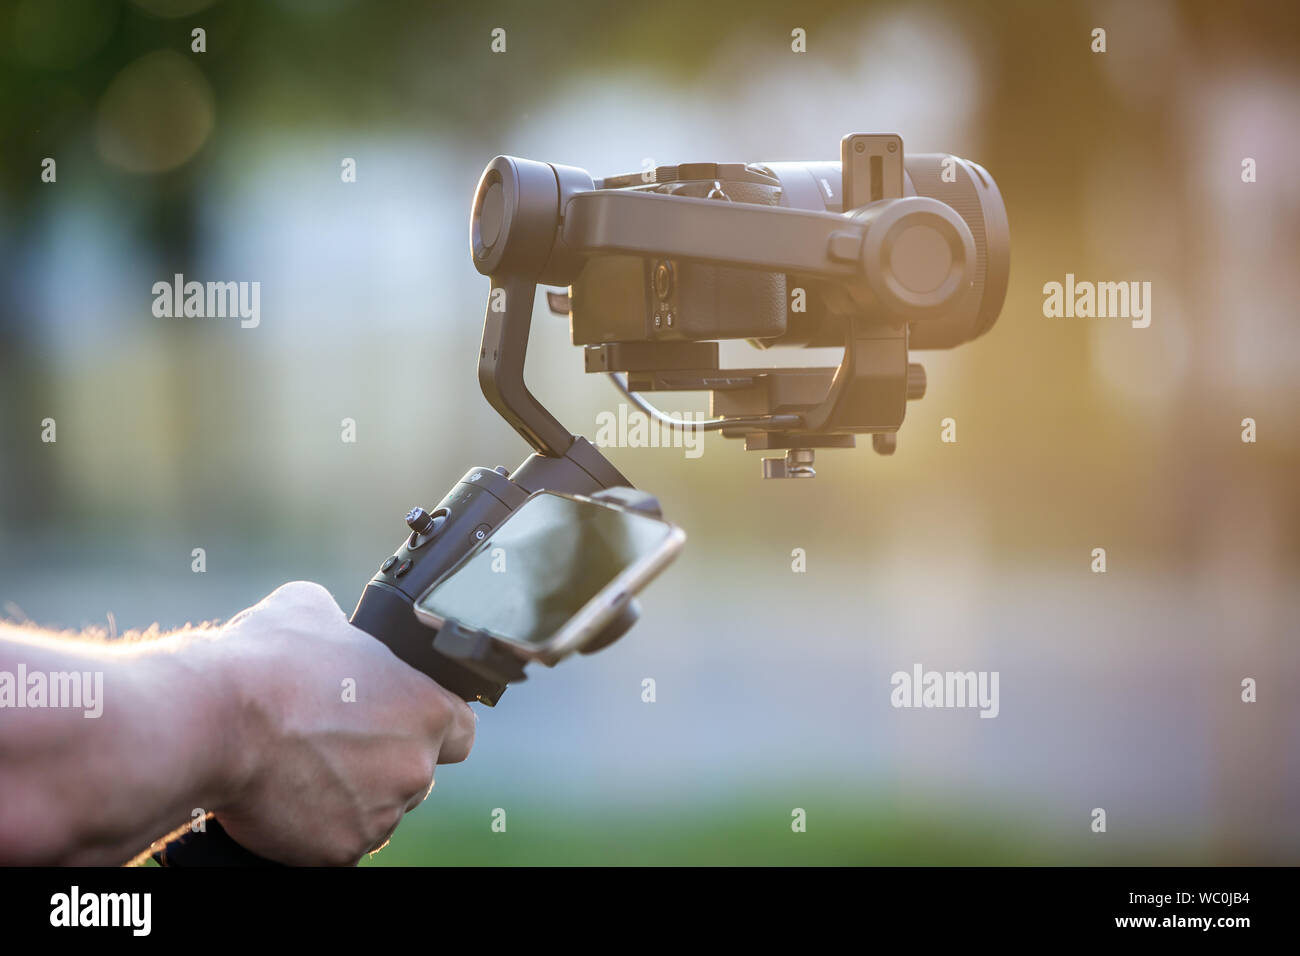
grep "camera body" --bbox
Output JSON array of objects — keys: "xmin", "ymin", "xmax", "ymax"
[
  {"xmin": 569, "ymin": 151, "xmax": 1009, "ymax": 353},
  {"xmin": 569, "ymin": 165, "xmax": 789, "ymax": 345}
]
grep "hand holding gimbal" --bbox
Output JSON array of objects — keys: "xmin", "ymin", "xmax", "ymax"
[{"xmin": 159, "ymin": 134, "xmax": 1007, "ymax": 865}]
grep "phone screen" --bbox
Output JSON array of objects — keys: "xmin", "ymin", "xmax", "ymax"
[{"xmin": 415, "ymin": 492, "xmax": 676, "ymax": 648}]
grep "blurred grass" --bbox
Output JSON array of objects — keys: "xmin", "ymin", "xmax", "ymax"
[{"xmin": 356, "ymin": 796, "xmax": 1209, "ymax": 867}]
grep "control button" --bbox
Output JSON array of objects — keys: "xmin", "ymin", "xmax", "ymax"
[
  {"xmin": 394, "ymin": 559, "xmax": 412, "ymax": 578},
  {"xmin": 405, "ymin": 507, "xmax": 436, "ymax": 534},
  {"xmin": 405, "ymin": 507, "xmax": 449, "ymax": 544},
  {"xmin": 380, "ymin": 556, "xmax": 398, "ymax": 573},
  {"xmin": 493, "ymin": 465, "xmax": 509, "ymax": 477},
  {"xmin": 471, "ymin": 523, "xmax": 491, "ymax": 543},
  {"xmin": 653, "ymin": 260, "xmax": 674, "ymax": 301}
]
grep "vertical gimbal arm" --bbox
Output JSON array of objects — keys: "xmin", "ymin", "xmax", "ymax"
[
  {"xmin": 478, "ymin": 274, "xmax": 574, "ymax": 457},
  {"xmin": 471, "ymin": 155, "xmax": 596, "ymax": 458}
]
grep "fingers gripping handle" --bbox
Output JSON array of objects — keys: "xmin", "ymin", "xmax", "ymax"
[{"xmin": 154, "ymin": 604, "xmax": 481, "ymax": 867}]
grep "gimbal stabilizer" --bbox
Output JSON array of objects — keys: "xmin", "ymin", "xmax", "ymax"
[
  {"xmin": 159, "ymin": 134, "xmax": 1006, "ymax": 865},
  {"xmin": 554, "ymin": 133, "xmax": 1009, "ymax": 475}
]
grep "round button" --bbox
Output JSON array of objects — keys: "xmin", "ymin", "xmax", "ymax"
[
  {"xmin": 394, "ymin": 559, "xmax": 412, "ymax": 578},
  {"xmin": 380, "ymin": 556, "xmax": 397, "ymax": 573}
]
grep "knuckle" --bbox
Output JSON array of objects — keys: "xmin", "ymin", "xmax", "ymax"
[
  {"xmin": 454, "ymin": 712, "xmax": 476, "ymax": 754},
  {"xmin": 421, "ymin": 684, "xmax": 455, "ymax": 730},
  {"xmin": 363, "ymin": 807, "xmax": 405, "ymax": 852},
  {"xmin": 402, "ymin": 752, "xmax": 437, "ymax": 799},
  {"xmin": 273, "ymin": 580, "xmax": 335, "ymax": 610},
  {"xmin": 439, "ymin": 728, "xmax": 473, "ymax": 764},
  {"xmin": 389, "ymin": 733, "xmax": 437, "ymax": 797},
  {"xmin": 323, "ymin": 838, "xmax": 362, "ymax": 868}
]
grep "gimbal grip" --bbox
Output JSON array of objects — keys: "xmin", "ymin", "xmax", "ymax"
[{"xmin": 155, "ymin": 444, "xmax": 628, "ymax": 866}]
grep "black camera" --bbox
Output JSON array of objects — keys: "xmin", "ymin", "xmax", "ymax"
[{"xmin": 569, "ymin": 139, "xmax": 1008, "ymax": 354}]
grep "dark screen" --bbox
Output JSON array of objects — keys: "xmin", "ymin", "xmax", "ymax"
[{"xmin": 416, "ymin": 493, "xmax": 673, "ymax": 646}]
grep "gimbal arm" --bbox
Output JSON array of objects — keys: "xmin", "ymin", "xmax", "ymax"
[
  {"xmin": 559, "ymin": 188, "xmax": 976, "ymax": 323},
  {"xmin": 565, "ymin": 190, "xmax": 864, "ymax": 280},
  {"xmin": 478, "ymin": 274, "xmax": 574, "ymax": 458},
  {"xmin": 470, "ymin": 156, "xmax": 599, "ymax": 458}
]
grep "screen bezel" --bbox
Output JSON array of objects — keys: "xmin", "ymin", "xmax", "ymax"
[{"xmin": 411, "ymin": 490, "xmax": 684, "ymax": 664}]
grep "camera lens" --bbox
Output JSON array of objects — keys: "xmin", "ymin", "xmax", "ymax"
[
  {"xmin": 901, "ymin": 154, "xmax": 1010, "ymax": 349},
  {"xmin": 760, "ymin": 154, "xmax": 1009, "ymax": 349}
]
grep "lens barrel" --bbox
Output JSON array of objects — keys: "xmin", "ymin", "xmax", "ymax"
[
  {"xmin": 762, "ymin": 153, "xmax": 1009, "ymax": 348},
  {"xmin": 900, "ymin": 154, "xmax": 1009, "ymax": 349}
]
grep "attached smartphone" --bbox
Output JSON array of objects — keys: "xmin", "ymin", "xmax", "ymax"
[{"xmin": 412, "ymin": 490, "xmax": 685, "ymax": 665}]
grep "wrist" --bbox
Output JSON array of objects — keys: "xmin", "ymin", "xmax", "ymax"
[{"xmin": 169, "ymin": 627, "xmax": 264, "ymax": 815}]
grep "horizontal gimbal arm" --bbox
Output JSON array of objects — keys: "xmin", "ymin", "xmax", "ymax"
[
  {"xmin": 559, "ymin": 188, "xmax": 975, "ymax": 324},
  {"xmin": 561, "ymin": 190, "xmax": 868, "ymax": 284}
]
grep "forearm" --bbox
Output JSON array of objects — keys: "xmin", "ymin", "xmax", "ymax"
[
  {"xmin": 0, "ymin": 581, "xmax": 474, "ymax": 867},
  {"xmin": 0, "ymin": 625, "xmax": 247, "ymax": 865}
]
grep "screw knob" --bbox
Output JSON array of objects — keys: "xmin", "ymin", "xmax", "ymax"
[
  {"xmin": 405, "ymin": 507, "xmax": 437, "ymax": 534},
  {"xmin": 907, "ymin": 363, "xmax": 927, "ymax": 401}
]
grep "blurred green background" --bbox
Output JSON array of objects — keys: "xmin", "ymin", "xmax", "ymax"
[{"xmin": 1, "ymin": 0, "xmax": 1298, "ymax": 864}]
